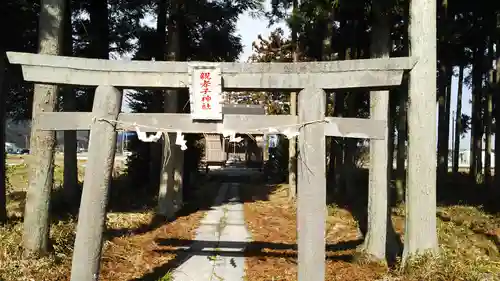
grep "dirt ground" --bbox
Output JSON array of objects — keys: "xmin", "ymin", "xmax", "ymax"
[
  {"xmin": 2, "ymin": 163, "xmax": 500, "ymax": 281},
  {"xmin": 242, "ymin": 183, "xmax": 500, "ymax": 281},
  {"xmin": 0, "ymin": 164, "xmax": 218, "ymax": 281},
  {"xmin": 99, "ymin": 210, "xmax": 205, "ymax": 281}
]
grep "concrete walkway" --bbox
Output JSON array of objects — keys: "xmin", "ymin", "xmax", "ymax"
[{"xmin": 171, "ymin": 182, "xmax": 251, "ymax": 281}]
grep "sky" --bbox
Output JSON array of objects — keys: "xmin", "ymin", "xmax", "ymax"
[
  {"xmin": 121, "ymin": 0, "xmax": 287, "ymax": 111},
  {"xmin": 448, "ymin": 68, "xmax": 473, "ymax": 150},
  {"xmin": 120, "ymin": 0, "xmax": 492, "ymax": 151},
  {"xmin": 236, "ymin": 2, "xmax": 289, "ymax": 62},
  {"xmin": 235, "ymin": 7, "xmax": 494, "ymax": 151},
  {"xmin": 447, "ymin": 68, "xmax": 496, "ymax": 150},
  {"xmin": 137, "ymin": 1, "xmax": 288, "ymax": 61}
]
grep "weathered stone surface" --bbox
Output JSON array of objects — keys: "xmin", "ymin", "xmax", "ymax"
[{"xmin": 7, "ymin": 52, "xmax": 416, "ymax": 90}]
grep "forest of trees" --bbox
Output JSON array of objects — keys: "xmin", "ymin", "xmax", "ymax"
[{"xmin": 0, "ymin": 0, "xmax": 499, "ymax": 279}]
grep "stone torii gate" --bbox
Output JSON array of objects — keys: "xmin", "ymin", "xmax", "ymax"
[{"xmin": 7, "ymin": 51, "xmax": 416, "ymax": 281}]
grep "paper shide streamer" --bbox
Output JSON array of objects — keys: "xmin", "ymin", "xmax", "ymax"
[
  {"xmin": 101, "ymin": 116, "xmax": 325, "ymax": 153},
  {"xmin": 135, "ymin": 125, "xmax": 162, "ymax": 142},
  {"xmin": 134, "ymin": 124, "xmax": 188, "ymax": 150},
  {"xmin": 175, "ymin": 131, "xmax": 188, "ymax": 150},
  {"xmin": 221, "ymin": 130, "xmax": 243, "ymax": 143}
]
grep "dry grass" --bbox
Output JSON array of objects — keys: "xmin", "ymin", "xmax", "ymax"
[
  {"xmin": 2, "ymin": 162, "xmax": 499, "ymax": 281},
  {"xmin": 6, "ymin": 154, "xmax": 88, "ymax": 166},
  {"xmin": 0, "ymin": 163, "xmax": 214, "ymax": 281},
  {"xmin": 243, "ymin": 183, "xmax": 500, "ymax": 281},
  {"xmin": 99, "ymin": 211, "xmax": 205, "ymax": 280},
  {"xmin": 4, "ymin": 164, "xmax": 85, "ymax": 218}
]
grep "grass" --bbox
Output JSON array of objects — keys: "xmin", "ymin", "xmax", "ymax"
[
  {"xmin": 2, "ymin": 162, "xmax": 499, "ymax": 281},
  {"xmin": 4, "ymin": 163, "xmax": 85, "ymax": 218},
  {"xmin": 242, "ymin": 183, "xmax": 500, "ymax": 281},
  {"xmin": 1, "ymin": 164, "xmax": 81, "ymax": 280},
  {"xmin": 0, "ymin": 161, "xmax": 215, "ymax": 281},
  {"xmin": 156, "ymin": 271, "xmax": 174, "ymax": 281}
]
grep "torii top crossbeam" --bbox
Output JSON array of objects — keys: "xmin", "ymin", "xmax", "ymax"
[
  {"xmin": 7, "ymin": 52, "xmax": 416, "ymax": 90},
  {"xmin": 6, "ymin": 52, "xmax": 416, "ymax": 140}
]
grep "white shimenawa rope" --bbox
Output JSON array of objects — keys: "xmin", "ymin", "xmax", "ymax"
[{"xmin": 95, "ymin": 117, "xmax": 327, "ymax": 166}]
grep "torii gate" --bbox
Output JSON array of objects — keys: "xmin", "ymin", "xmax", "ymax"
[{"xmin": 7, "ymin": 51, "xmax": 416, "ymax": 281}]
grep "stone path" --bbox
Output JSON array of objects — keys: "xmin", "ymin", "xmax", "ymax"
[{"xmin": 171, "ymin": 182, "xmax": 251, "ymax": 281}]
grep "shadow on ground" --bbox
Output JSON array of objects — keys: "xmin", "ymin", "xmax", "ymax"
[
  {"xmin": 326, "ymin": 167, "xmax": 403, "ymax": 265},
  {"xmin": 5, "ymin": 160, "xmax": 278, "ymax": 242},
  {"xmin": 437, "ymin": 172, "xmax": 499, "ymax": 213},
  {"xmin": 131, "ymin": 238, "xmax": 362, "ymax": 281},
  {"xmin": 326, "ymin": 167, "xmax": 500, "ymax": 266},
  {"xmin": 328, "ymin": 167, "xmax": 499, "ymax": 212},
  {"xmin": 106, "ymin": 167, "xmax": 276, "ymax": 236}
]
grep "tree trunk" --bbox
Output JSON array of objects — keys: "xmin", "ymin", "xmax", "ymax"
[
  {"xmin": 444, "ymin": 69, "xmax": 452, "ymax": 171},
  {"xmin": 333, "ymin": 19, "xmax": 347, "ymax": 196},
  {"xmin": 87, "ymin": 0, "xmax": 110, "ymax": 149},
  {"xmin": 436, "ymin": 0, "xmax": 453, "ymax": 185},
  {"xmin": 403, "ymin": 0, "xmax": 438, "ymax": 266},
  {"xmin": 437, "ymin": 64, "xmax": 447, "ymax": 178},
  {"xmin": 452, "ymin": 65, "xmax": 464, "ymax": 174},
  {"xmin": 388, "ymin": 90, "xmax": 397, "ymax": 203},
  {"xmin": 23, "ymin": 0, "xmax": 66, "ymax": 256},
  {"xmin": 484, "ymin": 38, "xmax": 494, "ymax": 185},
  {"xmin": 437, "ymin": 64, "xmax": 452, "ymax": 184},
  {"xmin": 69, "ymin": 85, "xmax": 121, "ymax": 281},
  {"xmin": 395, "ymin": 2, "xmax": 409, "ymax": 204},
  {"xmin": 325, "ymin": 14, "xmax": 336, "ymax": 199},
  {"xmin": 470, "ymin": 45, "xmax": 484, "ymax": 182},
  {"xmin": 333, "ymin": 92, "xmax": 345, "ymax": 194},
  {"xmin": 62, "ymin": 0, "xmax": 78, "ymax": 204},
  {"xmin": 85, "ymin": 0, "xmax": 109, "ymax": 114},
  {"xmin": 0, "ymin": 52, "xmax": 7, "ymax": 224},
  {"xmin": 344, "ymin": 89, "xmax": 359, "ymax": 202},
  {"xmin": 155, "ymin": 0, "xmax": 169, "ymax": 215},
  {"xmin": 470, "ymin": 53, "xmax": 478, "ymax": 178},
  {"xmin": 342, "ymin": 22, "xmax": 359, "ymax": 203},
  {"xmin": 149, "ymin": 0, "xmax": 167, "ymax": 192},
  {"xmin": 327, "ymin": 101, "xmax": 336, "ymax": 196},
  {"xmin": 495, "ymin": 41, "xmax": 500, "ymax": 191},
  {"xmin": 158, "ymin": 0, "xmax": 184, "ymax": 217},
  {"xmin": 288, "ymin": 0, "xmax": 298, "ymax": 200},
  {"xmin": 395, "ymin": 88, "xmax": 407, "ymax": 204},
  {"xmin": 89, "ymin": 0, "xmax": 109, "ymax": 59},
  {"xmin": 149, "ymin": 0, "xmax": 167, "ymax": 190},
  {"xmin": 362, "ymin": 0, "xmax": 395, "ymax": 261}
]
